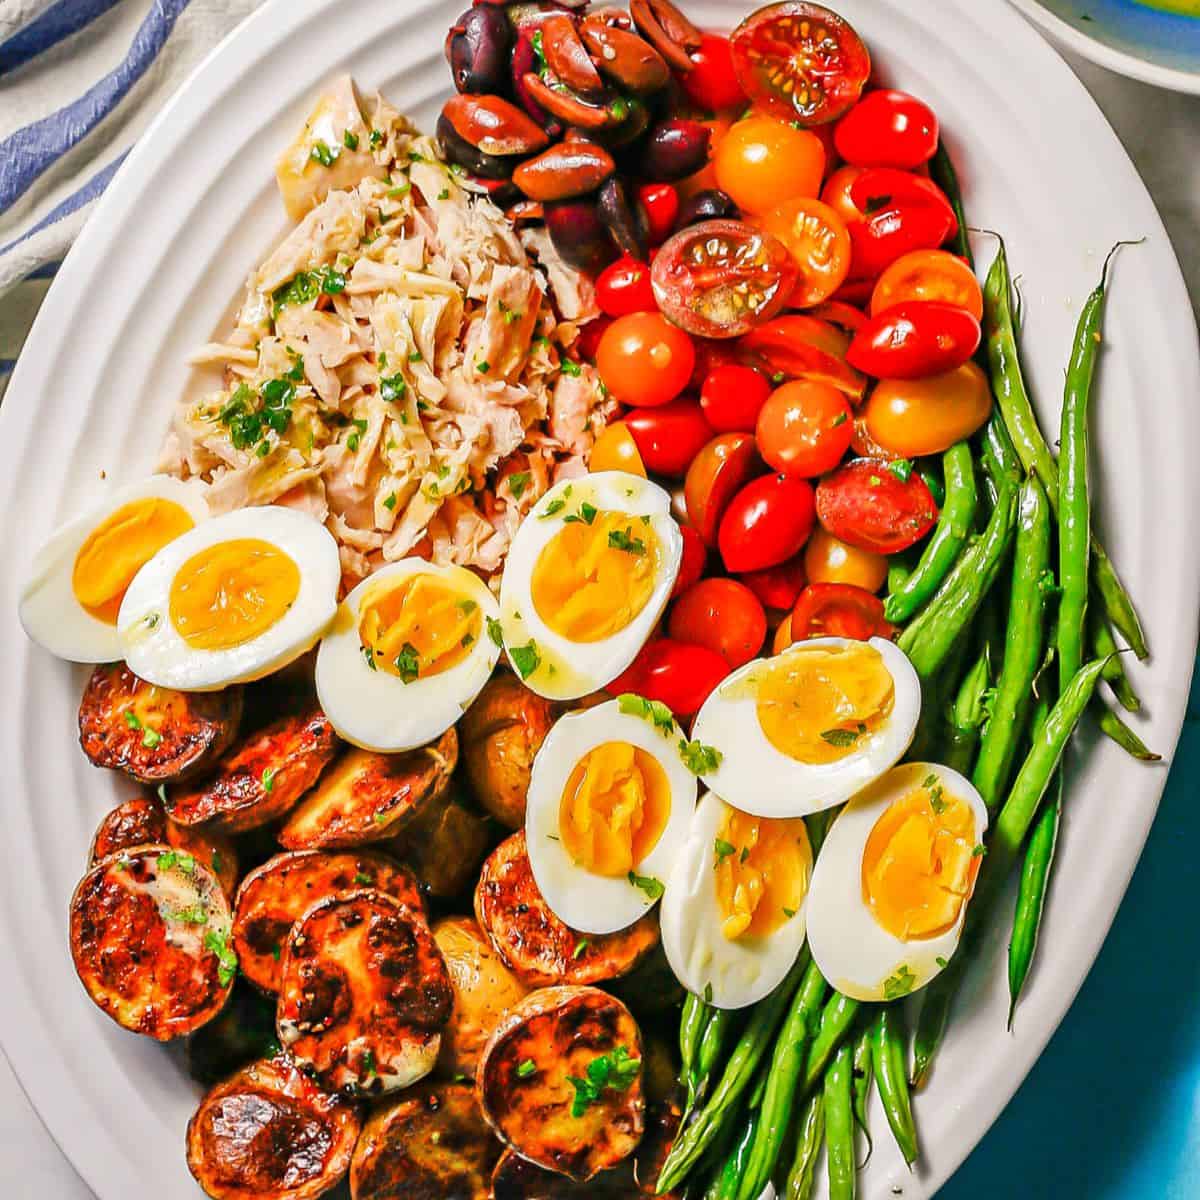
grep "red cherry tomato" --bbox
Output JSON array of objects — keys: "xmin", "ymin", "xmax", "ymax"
[
  {"xmin": 596, "ymin": 313, "xmax": 696, "ymax": 407},
  {"xmin": 834, "ymin": 90, "xmax": 939, "ymax": 169},
  {"xmin": 672, "ymin": 524, "xmax": 708, "ymax": 597},
  {"xmin": 688, "ymin": 337, "xmax": 740, "ymax": 392},
  {"xmin": 718, "ymin": 473, "xmax": 816, "ymax": 572},
  {"xmin": 669, "ymin": 578, "xmax": 767, "ymax": 668},
  {"xmin": 738, "ymin": 556, "xmax": 807, "ymax": 611},
  {"xmin": 700, "ymin": 364, "xmax": 773, "ymax": 433},
  {"xmin": 846, "ymin": 301, "xmax": 981, "ymax": 379},
  {"xmin": 815, "ymin": 458, "xmax": 938, "ymax": 554},
  {"xmin": 679, "ymin": 33, "xmax": 746, "ymax": 111},
  {"xmin": 756, "ymin": 379, "xmax": 854, "ymax": 478},
  {"xmin": 624, "ymin": 399, "xmax": 716, "ymax": 478},
  {"xmin": 685, "ymin": 432, "xmax": 764, "ymax": 545},
  {"xmin": 596, "ymin": 257, "xmax": 657, "ymax": 318},
  {"xmin": 849, "ymin": 169, "xmax": 957, "ymax": 240},
  {"xmin": 608, "ymin": 638, "xmax": 730, "ymax": 717},
  {"xmin": 803, "ymin": 300, "xmax": 868, "ymax": 333},
  {"xmin": 737, "ymin": 315, "xmax": 867, "ymax": 402},
  {"xmin": 638, "ymin": 183, "xmax": 680, "ymax": 246},
  {"xmin": 577, "ymin": 315, "xmax": 613, "ymax": 362},
  {"xmin": 791, "ymin": 582, "xmax": 896, "ymax": 641},
  {"xmin": 848, "ymin": 199, "xmax": 956, "ymax": 281}
]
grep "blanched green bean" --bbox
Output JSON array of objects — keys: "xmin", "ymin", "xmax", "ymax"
[
  {"xmin": 850, "ymin": 1025, "xmax": 874, "ymax": 1164},
  {"xmin": 871, "ymin": 1006, "xmax": 918, "ymax": 1166},
  {"xmin": 802, "ymin": 991, "xmax": 861, "ymax": 1094},
  {"xmin": 824, "ymin": 1043, "xmax": 857, "ymax": 1200},
  {"xmin": 783, "ymin": 1091, "xmax": 825, "ymax": 1200}
]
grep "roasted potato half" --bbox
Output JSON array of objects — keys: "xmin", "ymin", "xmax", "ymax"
[
  {"xmin": 186, "ymin": 1055, "xmax": 360, "ymax": 1200},
  {"xmin": 478, "ymin": 985, "xmax": 645, "ymax": 1182},
  {"xmin": 277, "ymin": 890, "xmax": 452, "ymax": 1095},
  {"xmin": 475, "ymin": 833, "xmax": 660, "ymax": 988},
  {"xmin": 78, "ymin": 663, "xmax": 243, "ymax": 785},
  {"xmin": 167, "ymin": 706, "xmax": 339, "ymax": 833},
  {"xmin": 70, "ymin": 845, "xmax": 236, "ymax": 1040},
  {"xmin": 392, "ymin": 780, "xmax": 491, "ymax": 898},
  {"xmin": 349, "ymin": 1081, "xmax": 499, "ymax": 1200},
  {"xmin": 233, "ymin": 850, "xmax": 425, "ymax": 994},
  {"xmin": 278, "ymin": 728, "xmax": 457, "ymax": 850}
]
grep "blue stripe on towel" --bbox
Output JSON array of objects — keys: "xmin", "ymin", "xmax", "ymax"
[
  {"xmin": 27, "ymin": 260, "xmax": 62, "ymax": 279},
  {"xmin": 0, "ymin": 0, "xmax": 125, "ymax": 76},
  {"xmin": 0, "ymin": 0, "xmax": 192, "ymax": 214}
]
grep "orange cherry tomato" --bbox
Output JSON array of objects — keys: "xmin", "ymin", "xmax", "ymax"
[
  {"xmin": 590, "ymin": 421, "xmax": 647, "ymax": 476},
  {"xmin": 819, "ymin": 165, "xmax": 867, "ymax": 227},
  {"xmin": 669, "ymin": 578, "xmax": 767, "ymax": 669},
  {"xmin": 596, "ymin": 313, "xmax": 696, "ymax": 407},
  {"xmin": 772, "ymin": 611, "xmax": 795, "ymax": 654},
  {"xmin": 714, "ymin": 116, "xmax": 825, "ymax": 216},
  {"xmin": 804, "ymin": 300, "xmax": 868, "ymax": 332},
  {"xmin": 760, "ymin": 197, "xmax": 852, "ymax": 309},
  {"xmin": 791, "ymin": 582, "xmax": 896, "ymax": 641},
  {"xmin": 864, "ymin": 360, "xmax": 993, "ymax": 458},
  {"xmin": 756, "ymin": 380, "xmax": 854, "ymax": 479},
  {"xmin": 803, "ymin": 526, "xmax": 888, "ymax": 592},
  {"xmin": 870, "ymin": 249, "xmax": 985, "ymax": 320}
]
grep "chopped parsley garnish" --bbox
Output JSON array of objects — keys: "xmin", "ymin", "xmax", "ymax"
[
  {"xmin": 343, "ymin": 130, "xmax": 360, "ymax": 150},
  {"xmin": 123, "ymin": 710, "xmax": 142, "ymax": 731},
  {"xmin": 510, "ymin": 640, "xmax": 541, "ymax": 679},
  {"xmin": 714, "ymin": 838, "xmax": 736, "ymax": 866},
  {"xmin": 156, "ymin": 851, "xmax": 195, "ymax": 875},
  {"xmin": 573, "ymin": 938, "xmax": 590, "ymax": 960},
  {"xmin": 888, "ymin": 458, "xmax": 915, "ymax": 483},
  {"xmin": 703, "ymin": 983, "xmax": 714, "ymax": 1004},
  {"xmin": 608, "ymin": 527, "xmax": 645, "ymax": 555},
  {"xmin": 168, "ymin": 903, "xmax": 209, "ymax": 926},
  {"xmin": 783, "ymin": 907, "xmax": 797, "ymax": 918},
  {"xmin": 627, "ymin": 871, "xmax": 664, "ymax": 901},
  {"xmin": 380, "ymin": 373, "xmax": 407, "ymax": 403},
  {"xmin": 204, "ymin": 929, "xmax": 239, "ymax": 987},
  {"xmin": 566, "ymin": 1046, "xmax": 641, "ymax": 1118},
  {"xmin": 617, "ymin": 693, "xmax": 674, "ymax": 736},
  {"xmin": 261, "ymin": 767, "xmax": 276, "ymax": 794},
  {"xmin": 508, "ymin": 472, "xmax": 530, "ymax": 500},
  {"xmin": 383, "ymin": 492, "xmax": 397, "ymax": 512},
  {"xmin": 559, "ymin": 358, "xmax": 582, "ymax": 377},
  {"xmin": 369, "ymin": 128, "xmax": 384, "ymax": 148},
  {"xmin": 476, "ymin": 359, "xmax": 490, "ymax": 374},
  {"xmin": 831, "ymin": 411, "xmax": 848, "ymax": 427},
  {"xmin": 362, "ymin": 643, "xmax": 378, "ymax": 670},
  {"xmin": 309, "ymin": 139, "xmax": 339, "ymax": 167},
  {"xmin": 820, "ymin": 726, "xmax": 863, "ymax": 748},
  {"xmin": 486, "ymin": 616, "xmax": 504, "ymax": 648},
  {"xmin": 579, "ymin": 501, "xmax": 597, "ymax": 524},
  {"xmin": 271, "ymin": 266, "xmax": 346, "ymax": 315},
  {"xmin": 923, "ymin": 774, "xmax": 947, "ymax": 814},
  {"xmin": 437, "ymin": 188, "xmax": 450, "ymax": 201},
  {"xmin": 141, "ymin": 726, "xmax": 162, "ymax": 749},
  {"xmin": 936, "ymin": 956, "xmax": 949, "ymax": 969},
  {"xmin": 679, "ymin": 738, "xmax": 722, "ymax": 775},
  {"xmin": 517, "ymin": 1059, "xmax": 538, "ymax": 1079},
  {"xmin": 883, "ymin": 964, "xmax": 917, "ymax": 1000},
  {"xmin": 354, "ymin": 872, "xmax": 373, "ymax": 886},
  {"xmin": 868, "ymin": 474, "xmax": 883, "ymax": 487},
  {"xmin": 395, "ymin": 643, "xmax": 421, "ymax": 683},
  {"xmin": 461, "ymin": 633, "xmax": 474, "ymax": 648},
  {"xmin": 408, "ymin": 350, "xmax": 422, "ymax": 362},
  {"xmin": 218, "ymin": 374, "xmax": 297, "ymax": 451},
  {"xmin": 157, "ymin": 784, "xmax": 168, "ymax": 806},
  {"xmin": 972, "ymin": 843, "xmax": 987, "ymax": 857},
  {"xmin": 362, "ymin": 1050, "xmax": 377, "ymax": 1078}
]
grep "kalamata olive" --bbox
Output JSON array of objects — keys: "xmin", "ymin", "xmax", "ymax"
[
  {"xmin": 596, "ymin": 176, "xmax": 649, "ymax": 260},
  {"xmin": 436, "ymin": 114, "xmax": 514, "ymax": 180},
  {"xmin": 588, "ymin": 96, "xmax": 652, "ymax": 150},
  {"xmin": 505, "ymin": 199, "xmax": 545, "ymax": 224},
  {"xmin": 545, "ymin": 199, "xmax": 616, "ymax": 273},
  {"xmin": 442, "ymin": 94, "xmax": 551, "ymax": 156},
  {"xmin": 445, "ymin": 7, "xmax": 511, "ymax": 96},
  {"xmin": 677, "ymin": 189, "xmax": 739, "ymax": 228},
  {"xmin": 580, "ymin": 20, "xmax": 671, "ymax": 94},
  {"xmin": 511, "ymin": 31, "xmax": 565, "ymax": 137},
  {"xmin": 513, "ymin": 141, "xmax": 616, "ymax": 202},
  {"xmin": 468, "ymin": 176, "xmax": 523, "ymax": 208},
  {"xmin": 639, "ymin": 118, "xmax": 711, "ymax": 182},
  {"xmin": 541, "ymin": 14, "xmax": 606, "ymax": 98},
  {"xmin": 522, "ymin": 73, "xmax": 625, "ymax": 130},
  {"xmin": 629, "ymin": 0, "xmax": 702, "ymax": 72}
]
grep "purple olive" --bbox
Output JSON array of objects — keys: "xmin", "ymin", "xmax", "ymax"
[
  {"xmin": 596, "ymin": 176, "xmax": 648, "ymax": 260},
  {"xmin": 638, "ymin": 118, "xmax": 711, "ymax": 182},
  {"xmin": 677, "ymin": 189, "xmax": 739, "ymax": 228},
  {"xmin": 544, "ymin": 200, "xmax": 616, "ymax": 274},
  {"xmin": 445, "ymin": 6, "xmax": 512, "ymax": 96},
  {"xmin": 436, "ymin": 114, "xmax": 514, "ymax": 181},
  {"xmin": 511, "ymin": 30, "xmax": 565, "ymax": 137}
]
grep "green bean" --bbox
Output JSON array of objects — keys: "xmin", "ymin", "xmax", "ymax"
[
  {"xmin": 918, "ymin": 462, "xmax": 946, "ymax": 508},
  {"xmin": 850, "ymin": 1026, "xmax": 875, "ymax": 1165},
  {"xmin": 887, "ymin": 547, "xmax": 918, "ymax": 597},
  {"xmin": 715, "ymin": 1069, "xmax": 770, "ymax": 1200},
  {"xmin": 693, "ymin": 1007, "xmax": 736, "ymax": 1110},
  {"xmin": 824, "ymin": 1042, "xmax": 857, "ymax": 1200},
  {"xmin": 870, "ymin": 1006, "xmax": 918, "ymax": 1166},
  {"xmin": 1096, "ymin": 703, "xmax": 1161, "ymax": 761},
  {"xmin": 930, "ymin": 141, "xmax": 972, "ymax": 265},
  {"xmin": 908, "ymin": 635, "xmax": 970, "ymax": 762},
  {"xmin": 783, "ymin": 1092, "xmax": 825, "ymax": 1200},
  {"xmin": 681, "ymin": 994, "xmax": 713, "ymax": 1117},
  {"xmin": 1091, "ymin": 609, "xmax": 1139, "ymax": 712},
  {"xmin": 911, "ymin": 953, "xmax": 962, "ymax": 1090},
  {"xmin": 802, "ymin": 991, "xmax": 861, "ymax": 1094},
  {"xmin": 943, "ymin": 644, "xmax": 992, "ymax": 775}
]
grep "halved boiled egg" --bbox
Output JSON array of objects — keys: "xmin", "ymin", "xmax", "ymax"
[
  {"xmin": 690, "ymin": 636, "xmax": 920, "ymax": 818},
  {"xmin": 525, "ymin": 697, "xmax": 698, "ymax": 934},
  {"xmin": 661, "ymin": 791, "xmax": 812, "ymax": 1009},
  {"xmin": 806, "ymin": 762, "xmax": 988, "ymax": 1002},
  {"xmin": 316, "ymin": 558, "xmax": 501, "ymax": 752},
  {"xmin": 19, "ymin": 476, "xmax": 209, "ymax": 663},
  {"xmin": 117, "ymin": 506, "xmax": 339, "ymax": 691},
  {"xmin": 497, "ymin": 471, "xmax": 683, "ymax": 700}
]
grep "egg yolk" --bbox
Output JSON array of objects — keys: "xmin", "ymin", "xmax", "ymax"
[
  {"xmin": 715, "ymin": 806, "xmax": 812, "ymax": 940},
  {"xmin": 358, "ymin": 573, "xmax": 482, "ymax": 681},
  {"xmin": 72, "ymin": 498, "xmax": 194, "ymax": 624},
  {"xmin": 559, "ymin": 741, "xmax": 671, "ymax": 876},
  {"xmin": 531, "ymin": 510, "xmax": 661, "ymax": 643},
  {"xmin": 754, "ymin": 643, "xmax": 894, "ymax": 764},
  {"xmin": 862, "ymin": 775, "xmax": 981, "ymax": 940},
  {"xmin": 169, "ymin": 538, "xmax": 300, "ymax": 650}
]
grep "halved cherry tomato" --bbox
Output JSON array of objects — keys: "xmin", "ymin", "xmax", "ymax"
[
  {"xmin": 577, "ymin": 315, "xmax": 613, "ymax": 361},
  {"xmin": 760, "ymin": 197, "xmax": 852, "ymax": 309},
  {"xmin": 718, "ymin": 473, "xmax": 816, "ymax": 572},
  {"xmin": 848, "ymin": 199, "xmax": 956, "ymax": 281},
  {"xmin": 596, "ymin": 313, "xmax": 696, "ymax": 407},
  {"xmin": 638, "ymin": 183, "xmax": 680, "ymax": 246},
  {"xmin": 700, "ymin": 363, "xmax": 772, "ymax": 433},
  {"xmin": 871, "ymin": 249, "xmax": 984, "ymax": 320},
  {"xmin": 669, "ymin": 578, "xmax": 767, "ymax": 668},
  {"xmin": 672, "ymin": 524, "xmax": 708, "ymax": 597},
  {"xmin": 596, "ymin": 257, "xmax": 656, "ymax": 318},
  {"xmin": 834, "ymin": 90, "xmax": 939, "ymax": 168},
  {"xmin": 625, "ymin": 399, "xmax": 715, "ymax": 478},
  {"xmin": 738, "ymin": 556, "xmax": 806, "ymax": 611},
  {"xmin": 679, "ymin": 33, "xmax": 746, "ymax": 111},
  {"xmin": 756, "ymin": 379, "xmax": 853, "ymax": 478},
  {"xmin": 652, "ymin": 220, "xmax": 798, "ymax": 339},
  {"xmin": 738, "ymin": 315, "xmax": 867, "ymax": 402},
  {"xmin": 849, "ymin": 170, "xmax": 957, "ymax": 240},
  {"xmin": 713, "ymin": 117, "xmax": 825, "ymax": 216},
  {"xmin": 590, "ymin": 421, "xmax": 648, "ymax": 476},
  {"xmin": 730, "ymin": 1, "xmax": 871, "ymax": 126},
  {"xmin": 803, "ymin": 526, "xmax": 888, "ymax": 592},
  {"xmin": 820, "ymin": 165, "xmax": 867, "ymax": 227},
  {"xmin": 864, "ymin": 360, "xmax": 993, "ymax": 457},
  {"xmin": 815, "ymin": 458, "xmax": 938, "ymax": 554},
  {"xmin": 607, "ymin": 638, "xmax": 730, "ymax": 717},
  {"xmin": 846, "ymin": 301, "xmax": 981, "ymax": 379},
  {"xmin": 684, "ymin": 432, "xmax": 763, "ymax": 545},
  {"xmin": 804, "ymin": 299, "xmax": 867, "ymax": 331},
  {"xmin": 791, "ymin": 582, "xmax": 896, "ymax": 640}
]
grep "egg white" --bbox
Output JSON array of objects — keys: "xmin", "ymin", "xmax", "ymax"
[
  {"xmin": 690, "ymin": 636, "xmax": 920, "ymax": 818},
  {"xmin": 497, "ymin": 471, "xmax": 683, "ymax": 701},
  {"xmin": 19, "ymin": 476, "xmax": 209, "ymax": 664},
  {"xmin": 315, "ymin": 558, "xmax": 501, "ymax": 752},
  {"xmin": 117, "ymin": 505, "xmax": 340, "ymax": 691},
  {"xmin": 525, "ymin": 698, "xmax": 698, "ymax": 934},
  {"xmin": 806, "ymin": 762, "xmax": 989, "ymax": 1002}
]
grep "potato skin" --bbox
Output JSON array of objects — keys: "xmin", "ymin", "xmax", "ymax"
[
  {"xmin": 166, "ymin": 706, "xmax": 339, "ymax": 833},
  {"xmin": 478, "ymin": 986, "xmax": 644, "ymax": 1181},
  {"xmin": 78, "ymin": 664, "xmax": 243, "ymax": 785},
  {"xmin": 475, "ymin": 833, "xmax": 659, "ymax": 988},
  {"xmin": 186, "ymin": 1055, "xmax": 360, "ymax": 1200},
  {"xmin": 392, "ymin": 781, "xmax": 491, "ymax": 898},
  {"xmin": 349, "ymin": 1081, "xmax": 499, "ymax": 1200},
  {"xmin": 232, "ymin": 850, "xmax": 425, "ymax": 994}
]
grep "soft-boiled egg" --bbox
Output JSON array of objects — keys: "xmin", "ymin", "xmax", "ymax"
[
  {"xmin": 497, "ymin": 471, "xmax": 683, "ymax": 701},
  {"xmin": 117, "ymin": 506, "xmax": 339, "ymax": 691},
  {"xmin": 525, "ymin": 697, "xmax": 698, "ymax": 934},
  {"xmin": 689, "ymin": 636, "xmax": 920, "ymax": 818},
  {"xmin": 806, "ymin": 762, "xmax": 988, "ymax": 1002},
  {"xmin": 661, "ymin": 791, "xmax": 812, "ymax": 1009},
  {"xmin": 316, "ymin": 558, "xmax": 501, "ymax": 752},
  {"xmin": 19, "ymin": 476, "xmax": 209, "ymax": 663}
]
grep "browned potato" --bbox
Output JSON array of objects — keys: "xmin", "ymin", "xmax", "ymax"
[
  {"xmin": 233, "ymin": 850, "xmax": 425, "ymax": 993},
  {"xmin": 78, "ymin": 663, "xmax": 243, "ymax": 785},
  {"xmin": 278, "ymin": 728, "xmax": 457, "ymax": 850},
  {"xmin": 432, "ymin": 916, "xmax": 528, "ymax": 1079},
  {"xmin": 392, "ymin": 780, "xmax": 491, "ymax": 898},
  {"xmin": 186, "ymin": 1055, "xmax": 360, "ymax": 1200},
  {"xmin": 277, "ymin": 890, "xmax": 452, "ymax": 1095},
  {"xmin": 478, "ymin": 986, "xmax": 644, "ymax": 1181},
  {"xmin": 166, "ymin": 706, "xmax": 339, "ymax": 833},
  {"xmin": 475, "ymin": 833, "xmax": 660, "ymax": 988},
  {"xmin": 349, "ymin": 1081, "xmax": 499, "ymax": 1200},
  {"xmin": 70, "ymin": 845, "xmax": 235, "ymax": 1040}
]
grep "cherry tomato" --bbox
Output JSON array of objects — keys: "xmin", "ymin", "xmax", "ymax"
[
  {"xmin": 679, "ymin": 33, "xmax": 745, "ymax": 111},
  {"xmin": 820, "ymin": 165, "xmax": 868, "ymax": 227},
  {"xmin": 864, "ymin": 360, "xmax": 993, "ymax": 457},
  {"xmin": 596, "ymin": 257, "xmax": 657, "ymax": 318},
  {"xmin": 700, "ymin": 364, "xmax": 772, "ymax": 433},
  {"xmin": 672, "ymin": 524, "xmax": 708, "ymax": 597},
  {"xmin": 848, "ymin": 199, "xmax": 956, "ymax": 281},
  {"xmin": 756, "ymin": 380, "xmax": 854, "ymax": 478},
  {"xmin": 738, "ymin": 556, "xmax": 807, "ymax": 611},
  {"xmin": 596, "ymin": 313, "xmax": 696, "ymax": 407},
  {"xmin": 652, "ymin": 220, "xmax": 798, "ymax": 339},
  {"xmin": 760, "ymin": 197, "xmax": 852, "ymax": 309},
  {"xmin": 713, "ymin": 117, "xmax": 825, "ymax": 216},
  {"xmin": 607, "ymin": 638, "xmax": 730, "ymax": 717},
  {"xmin": 815, "ymin": 458, "xmax": 938, "ymax": 554},
  {"xmin": 850, "ymin": 413, "xmax": 895, "ymax": 460},
  {"xmin": 834, "ymin": 90, "xmax": 939, "ymax": 169},
  {"xmin": 625, "ymin": 399, "xmax": 715, "ymax": 478},
  {"xmin": 849, "ymin": 169, "xmax": 957, "ymax": 240},
  {"xmin": 730, "ymin": 1, "xmax": 871, "ymax": 126},
  {"xmin": 803, "ymin": 526, "xmax": 888, "ymax": 591},
  {"xmin": 805, "ymin": 299, "xmax": 868, "ymax": 332},
  {"xmin": 773, "ymin": 611, "xmax": 795, "ymax": 653},
  {"xmin": 689, "ymin": 338, "xmax": 740, "ymax": 393},
  {"xmin": 590, "ymin": 421, "xmax": 647, "ymax": 476},
  {"xmin": 718, "ymin": 473, "xmax": 816, "ymax": 572},
  {"xmin": 846, "ymin": 301, "xmax": 981, "ymax": 380},
  {"xmin": 669, "ymin": 578, "xmax": 767, "ymax": 668},
  {"xmin": 684, "ymin": 432, "xmax": 763, "ymax": 545},
  {"xmin": 638, "ymin": 183, "xmax": 680, "ymax": 246},
  {"xmin": 830, "ymin": 277, "xmax": 876, "ymax": 307},
  {"xmin": 791, "ymin": 582, "xmax": 896, "ymax": 641},
  {"xmin": 871, "ymin": 249, "xmax": 984, "ymax": 320},
  {"xmin": 738, "ymin": 315, "xmax": 867, "ymax": 402},
  {"xmin": 577, "ymin": 315, "xmax": 613, "ymax": 361}
]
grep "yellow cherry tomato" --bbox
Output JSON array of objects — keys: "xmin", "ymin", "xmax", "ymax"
[
  {"xmin": 589, "ymin": 421, "xmax": 647, "ymax": 476},
  {"xmin": 864, "ymin": 361, "xmax": 993, "ymax": 458},
  {"xmin": 714, "ymin": 116, "xmax": 825, "ymax": 216},
  {"xmin": 803, "ymin": 527, "xmax": 888, "ymax": 593},
  {"xmin": 772, "ymin": 611, "xmax": 794, "ymax": 654}
]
